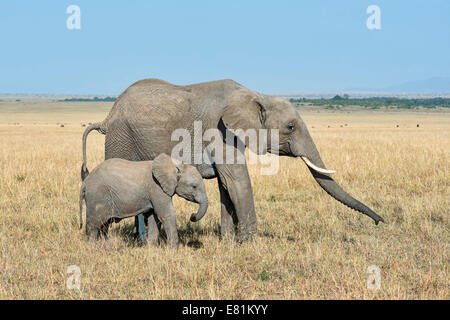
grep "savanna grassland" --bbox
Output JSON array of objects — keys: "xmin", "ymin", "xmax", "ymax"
[{"xmin": 0, "ymin": 100, "xmax": 448, "ymax": 299}]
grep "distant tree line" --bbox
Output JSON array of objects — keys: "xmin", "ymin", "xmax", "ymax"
[
  {"xmin": 59, "ymin": 96, "xmax": 116, "ymax": 102},
  {"xmin": 290, "ymin": 95, "xmax": 450, "ymax": 109}
]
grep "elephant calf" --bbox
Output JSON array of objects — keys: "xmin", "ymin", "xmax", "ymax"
[{"xmin": 79, "ymin": 153, "xmax": 208, "ymax": 247}]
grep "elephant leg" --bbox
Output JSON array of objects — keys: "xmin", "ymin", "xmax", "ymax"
[
  {"xmin": 216, "ymin": 163, "xmax": 257, "ymax": 242},
  {"xmin": 160, "ymin": 214, "xmax": 178, "ymax": 248},
  {"xmin": 146, "ymin": 214, "xmax": 161, "ymax": 246},
  {"xmin": 86, "ymin": 224, "xmax": 100, "ymax": 241},
  {"xmin": 86, "ymin": 218, "xmax": 101, "ymax": 241},
  {"xmin": 218, "ymin": 179, "xmax": 237, "ymax": 240},
  {"xmin": 153, "ymin": 201, "xmax": 178, "ymax": 248},
  {"xmin": 85, "ymin": 206, "xmax": 103, "ymax": 241}
]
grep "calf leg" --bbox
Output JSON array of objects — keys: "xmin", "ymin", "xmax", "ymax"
[
  {"xmin": 153, "ymin": 203, "xmax": 178, "ymax": 248},
  {"xmin": 146, "ymin": 214, "xmax": 162, "ymax": 246}
]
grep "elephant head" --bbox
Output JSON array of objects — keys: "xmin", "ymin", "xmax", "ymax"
[
  {"xmin": 152, "ymin": 154, "xmax": 209, "ymax": 222},
  {"xmin": 222, "ymin": 89, "xmax": 384, "ymax": 225}
]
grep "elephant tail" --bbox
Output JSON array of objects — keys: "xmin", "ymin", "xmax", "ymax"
[
  {"xmin": 79, "ymin": 184, "xmax": 86, "ymax": 230},
  {"xmin": 81, "ymin": 122, "xmax": 106, "ymax": 181}
]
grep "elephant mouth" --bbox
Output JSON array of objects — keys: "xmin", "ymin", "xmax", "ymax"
[{"xmin": 301, "ymin": 156, "xmax": 336, "ymax": 175}]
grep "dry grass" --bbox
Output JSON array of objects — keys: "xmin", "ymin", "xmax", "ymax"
[{"xmin": 0, "ymin": 101, "xmax": 448, "ymax": 299}]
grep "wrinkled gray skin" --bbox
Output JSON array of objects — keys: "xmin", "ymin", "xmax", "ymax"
[
  {"xmin": 79, "ymin": 154, "xmax": 208, "ymax": 247},
  {"xmin": 81, "ymin": 79, "xmax": 384, "ymax": 242}
]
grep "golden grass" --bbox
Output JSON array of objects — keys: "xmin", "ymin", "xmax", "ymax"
[{"xmin": 0, "ymin": 102, "xmax": 448, "ymax": 299}]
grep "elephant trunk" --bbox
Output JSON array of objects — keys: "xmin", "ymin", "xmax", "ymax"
[
  {"xmin": 297, "ymin": 132, "xmax": 384, "ymax": 225},
  {"xmin": 308, "ymin": 167, "xmax": 384, "ymax": 224},
  {"xmin": 190, "ymin": 198, "xmax": 209, "ymax": 222}
]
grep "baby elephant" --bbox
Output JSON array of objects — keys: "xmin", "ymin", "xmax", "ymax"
[{"xmin": 79, "ymin": 153, "xmax": 208, "ymax": 247}]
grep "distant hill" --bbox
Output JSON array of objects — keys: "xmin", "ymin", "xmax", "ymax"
[
  {"xmin": 275, "ymin": 77, "xmax": 450, "ymax": 98},
  {"xmin": 382, "ymin": 77, "xmax": 450, "ymax": 93},
  {"xmin": 344, "ymin": 77, "xmax": 450, "ymax": 94}
]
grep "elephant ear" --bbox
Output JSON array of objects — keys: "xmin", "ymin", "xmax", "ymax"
[
  {"xmin": 152, "ymin": 154, "xmax": 180, "ymax": 196},
  {"xmin": 222, "ymin": 90, "xmax": 266, "ymax": 132},
  {"xmin": 221, "ymin": 90, "xmax": 267, "ymax": 154}
]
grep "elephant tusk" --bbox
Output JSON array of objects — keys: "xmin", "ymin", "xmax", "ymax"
[{"xmin": 301, "ymin": 156, "xmax": 336, "ymax": 175}]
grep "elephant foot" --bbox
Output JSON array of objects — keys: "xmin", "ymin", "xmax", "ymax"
[
  {"xmin": 236, "ymin": 231, "xmax": 256, "ymax": 244},
  {"xmin": 236, "ymin": 223, "xmax": 257, "ymax": 243},
  {"xmin": 220, "ymin": 223, "xmax": 236, "ymax": 241},
  {"xmin": 166, "ymin": 238, "xmax": 179, "ymax": 249},
  {"xmin": 220, "ymin": 218, "xmax": 257, "ymax": 243},
  {"xmin": 220, "ymin": 233, "xmax": 236, "ymax": 244}
]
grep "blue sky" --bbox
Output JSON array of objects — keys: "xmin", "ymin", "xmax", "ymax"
[{"xmin": 0, "ymin": 1, "xmax": 449, "ymax": 94}]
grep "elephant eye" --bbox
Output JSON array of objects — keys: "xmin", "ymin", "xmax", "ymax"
[
  {"xmin": 191, "ymin": 183, "xmax": 197, "ymax": 189},
  {"xmin": 286, "ymin": 123, "xmax": 295, "ymax": 132}
]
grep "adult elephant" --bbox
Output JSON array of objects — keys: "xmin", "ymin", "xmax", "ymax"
[{"xmin": 81, "ymin": 78, "xmax": 384, "ymax": 243}]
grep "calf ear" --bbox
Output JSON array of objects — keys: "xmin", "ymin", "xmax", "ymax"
[{"xmin": 152, "ymin": 154, "xmax": 179, "ymax": 196}]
